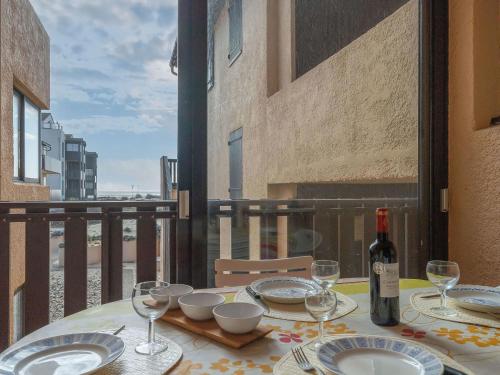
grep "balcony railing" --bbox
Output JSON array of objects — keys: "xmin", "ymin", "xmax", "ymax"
[
  {"xmin": 0, "ymin": 200, "xmax": 177, "ymax": 351},
  {"xmin": 0, "ymin": 196, "xmax": 417, "ymax": 350},
  {"xmin": 207, "ymin": 198, "xmax": 419, "ymax": 287}
]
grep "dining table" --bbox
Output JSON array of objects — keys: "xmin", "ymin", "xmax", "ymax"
[{"xmin": 4, "ymin": 278, "xmax": 499, "ymax": 374}]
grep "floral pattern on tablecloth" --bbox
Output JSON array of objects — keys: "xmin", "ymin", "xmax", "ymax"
[{"xmin": 6, "ymin": 281, "xmax": 500, "ymax": 375}]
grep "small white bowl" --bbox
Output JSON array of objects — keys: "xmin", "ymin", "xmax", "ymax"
[
  {"xmin": 167, "ymin": 284, "xmax": 194, "ymax": 309},
  {"xmin": 179, "ymin": 292, "xmax": 225, "ymax": 320},
  {"xmin": 213, "ymin": 302, "xmax": 264, "ymax": 334},
  {"xmin": 150, "ymin": 288, "xmax": 170, "ymax": 303}
]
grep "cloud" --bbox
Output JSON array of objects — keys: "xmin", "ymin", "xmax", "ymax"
[
  {"xmin": 30, "ymin": 0, "xmax": 179, "ymax": 190},
  {"xmin": 54, "ymin": 67, "xmax": 111, "ymax": 81},
  {"xmin": 61, "ymin": 112, "xmax": 175, "ymax": 135}
]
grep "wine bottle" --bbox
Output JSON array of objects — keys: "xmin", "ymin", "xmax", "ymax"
[{"xmin": 369, "ymin": 208, "xmax": 400, "ymax": 326}]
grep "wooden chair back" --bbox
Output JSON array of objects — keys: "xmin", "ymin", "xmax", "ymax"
[{"xmin": 214, "ymin": 256, "xmax": 313, "ymax": 287}]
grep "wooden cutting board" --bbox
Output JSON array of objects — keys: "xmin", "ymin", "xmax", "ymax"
[{"xmin": 160, "ymin": 309, "xmax": 273, "ymax": 349}]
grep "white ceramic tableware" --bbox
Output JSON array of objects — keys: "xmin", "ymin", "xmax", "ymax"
[
  {"xmin": 250, "ymin": 276, "xmax": 322, "ymax": 304},
  {"xmin": 0, "ymin": 332, "xmax": 124, "ymax": 375},
  {"xmin": 178, "ymin": 292, "xmax": 225, "ymax": 320},
  {"xmin": 213, "ymin": 302, "xmax": 264, "ymax": 334},
  {"xmin": 150, "ymin": 287, "xmax": 171, "ymax": 303},
  {"xmin": 317, "ymin": 336, "xmax": 443, "ymax": 375},
  {"xmin": 166, "ymin": 284, "xmax": 194, "ymax": 309},
  {"xmin": 447, "ymin": 285, "xmax": 500, "ymax": 314}
]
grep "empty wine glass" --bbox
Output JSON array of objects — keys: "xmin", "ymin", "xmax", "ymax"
[
  {"xmin": 426, "ymin": 260, "xmax": 460, "ymax": 316},
  {"xmin": 312, "ymin": 260, "xmax": 340, "ymax": 292},
  {"xmin": 132, "ymin": 281, "xmax": 170, "ymax": 355},
  {"xmin": 305, "ymin": 290, "xmax": 337, "ymax": 351}
]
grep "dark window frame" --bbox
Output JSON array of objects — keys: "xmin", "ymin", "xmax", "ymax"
[
  {"xmin": 228, "ymin": 0, "xmax": 243, "ymax": 65},
  {"xmin": 13, "ymin": 89, "xmax": 41, "ymax": 184}
]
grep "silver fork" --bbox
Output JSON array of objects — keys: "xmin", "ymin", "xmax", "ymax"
[{"xmin": 292, "ymin": 346, "xmax": 326, "ymax": 375}]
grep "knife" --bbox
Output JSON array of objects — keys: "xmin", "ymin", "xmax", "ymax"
[
  {"xmin": 443, "ymin": 364, "xmax": 468, "ymax": 375},
  {"xmin": 245, "ymin": 286, "xmax": 270, "ymax": 313}
]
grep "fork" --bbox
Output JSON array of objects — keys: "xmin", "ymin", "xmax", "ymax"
[{"xmin": 292, "ymin": 346, "xmax": 326, "ymax": 375}]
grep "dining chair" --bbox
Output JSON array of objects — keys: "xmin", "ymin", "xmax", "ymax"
[{"xmin": 214, "ymin": 256, "xmax": 313, "ymax": 287}]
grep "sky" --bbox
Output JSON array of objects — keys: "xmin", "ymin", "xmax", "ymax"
[{"xmin": 30, "ymin": 0, "xmax": 178, "ymax": 192}]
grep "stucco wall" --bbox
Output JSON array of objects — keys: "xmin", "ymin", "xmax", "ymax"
[
  {"xmin": 0, "ymin": 0, "xmax": 50, "ymax": 338},
  {"xmin": 448, "ymin": 0, "xmax": 500, "ymax": 285},
  {"xmin": 208, "ymin": 0, "xmax": 418, "ymax": 199}
]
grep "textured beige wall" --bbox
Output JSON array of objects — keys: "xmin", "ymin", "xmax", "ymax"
[
  {"xmin": 448, "ymin": 0, "xmax": 500, "ymax": 285},
  {"xmin": 0, "ymin": 0, "xmax": 50, "ymax": 338},
  {"xmin": 208, "ymin": 0, "xmax": 269, "ymax": 199},
  {"xmin": 208, "ymin": 0, "xmax": 418, "ymax": 199}
]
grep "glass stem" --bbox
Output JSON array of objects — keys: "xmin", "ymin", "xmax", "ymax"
[
  {"xmin": 440, "ymin": 289, "xmax": 446, "ymax": 309},
  {"xmin": 318, "ymin": 320, "xmax": 324, "ymax": 343},
  {"xmin": 148, "ymin": 319, "xmax": 155, "ymax": 345}
]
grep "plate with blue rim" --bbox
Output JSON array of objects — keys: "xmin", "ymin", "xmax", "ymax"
[
  {"xmin": 317, "ymin": 336, "xmax": 443, "ymax": 375},
  {"xmin": 447, "ymin": 285, "xmax": 500, "ymax": 314},
  {"xmin": 250, "ymin": 276, "xmax": 322, "ymax": 304},
  {"xmin": 0, "ymin": 332, "xmax": 125, "ymax": 375}
]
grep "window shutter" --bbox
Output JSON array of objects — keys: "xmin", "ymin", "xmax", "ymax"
[
  {"xmin": 228, "ymin": 0, "xmax": 242, "ymax": 62},
  {"xmin": 228, "ymin": 128, "xmax": 243, "ymax": 199}
]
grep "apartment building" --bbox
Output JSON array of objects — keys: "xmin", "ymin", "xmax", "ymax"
[
  {"xmin": 207, "ymin": 0, "xmax": 418, "ymax": 200},
  {"xmin": 84, "ymin": 152, "xmax": 98, "ymax": 200},
  {"xmin": 64, "ymin": 135, "xmax": 86, "ymax": 200},
  {"xmin": 41, "ymin": 113, "xmax": 65, "ymax": 200}
]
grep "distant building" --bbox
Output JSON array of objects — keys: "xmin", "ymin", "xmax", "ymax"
[
  {"xmin": 85, "ymin": 152, "xmax": 98, "ymax": 200},
  {"xmin": 41, "ymin": 113, "xmax": 65, "ymax": 200},
  {"xmin": 64, "ymin": 135, "xmax": 86, "ymax": 200}
]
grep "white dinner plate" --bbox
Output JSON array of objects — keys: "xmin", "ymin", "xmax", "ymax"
[
  {"xmin": 317, "ymin": 336, "xmax": 443, "ymax": 375},
  {"xmin": 250, "ymin": 276, "xmax": 322, "ymax": 304},
  {"xmin": 0, "ymin": 332, "xmax": 125, "ymax": 375},
  {"xmin": 447, "ymin": 285, "xmax": 500, "ymax": 314}
]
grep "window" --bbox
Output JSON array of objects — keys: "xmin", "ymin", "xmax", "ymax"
[
  {"xmin": 228, "ymin": 0, "xmax": 242, "ymax": 64},
  {"xmin": 85, "ymin": 168, "xmax": 94, "ymax": 177},
  {"xmin": 66, "ymin": 143, "xmax": 79, "ymax": 152},
  {"xmin": 85, "ymin": 181, "xmax": 94, "ymax": 189},
  {"xmin": 13, "ymin": 90, "xmax": 40, "ymax": 182},
  {"xmin": 13, "ymin": 93, "xmax": 20, "ymax": 178}
]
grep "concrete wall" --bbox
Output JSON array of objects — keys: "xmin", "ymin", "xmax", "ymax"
[
  {"xmin": 207, "ymin": 0, "xmax": 418, "ymax": 199},
  {"xmin": 0, "ymin": 0, "xmax": 50, "ymax": 338},
  {"xmin": 448, "ymin": 0, "xmax": 500, "ymax": 285}
]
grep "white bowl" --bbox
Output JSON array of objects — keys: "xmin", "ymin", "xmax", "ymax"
[
  {"xmin": 150, "ymin": 287, "xmax": 170, "ymax": 303},
  {"xmin": 167, "ymin": 284, "xmax": 194, "ymax": 309},
  {"xmin": 178, "ymin": 293, "xmax": 225, "ymax": 321},
  {"xmin": 213, "ymin": 302, "xmax": 264, "ymax": 334}
]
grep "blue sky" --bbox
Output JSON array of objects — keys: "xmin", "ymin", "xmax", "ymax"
[{"xmin": 30, "ymin": 0, "xmax": 178, "ymax": 192}]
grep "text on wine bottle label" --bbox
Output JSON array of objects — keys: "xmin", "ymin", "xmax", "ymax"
[{"xmin": 373, "ymin": 262, "xmax": 400, "ymax": 298}]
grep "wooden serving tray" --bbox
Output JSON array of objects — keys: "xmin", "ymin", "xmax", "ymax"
[{"xmin": 160, "ymin": 309, "xmax": 273, "ymax": 349}]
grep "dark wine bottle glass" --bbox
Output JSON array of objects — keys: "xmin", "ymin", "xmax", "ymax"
[{"xmin": 369, "ymin": 208, "xmax": 400, "ymax": 326}]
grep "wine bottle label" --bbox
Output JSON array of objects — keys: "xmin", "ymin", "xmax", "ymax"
[{"xmin": 373, "ymin": 262, "xmax": 399, "ymax": 298}]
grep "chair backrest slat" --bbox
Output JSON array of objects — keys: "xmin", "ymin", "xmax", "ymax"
[{"xmin": 214, "ymin": 256, "xmax": 313, "ymax": 287}]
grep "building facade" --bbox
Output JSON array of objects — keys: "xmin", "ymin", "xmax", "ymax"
[
  {"xmin": 0, "ymin": 0, "xmax": 50, "ymax": 341},
  {"xmin": 64, "ymin": 135, "xmax": 86, "ymax": 200},
  {"xmin": 207, "ymin": 0, "xmax": 418, "ymax": 200},
  {"xmin": 84, "ymin": 152, "xmax": 98, "ymax": 200},
  {"xmin": 41, "ymin": 113, "xmax": 65, "ymax": 200}
]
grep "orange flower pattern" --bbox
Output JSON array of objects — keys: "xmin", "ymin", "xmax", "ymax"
[
  {"xmin": 209, "ymin": 357, "xmax": 278, "ymax": 374},
  {"xmin": 433, "ymin": 325, "xmax": 500, "ymax": 347}
]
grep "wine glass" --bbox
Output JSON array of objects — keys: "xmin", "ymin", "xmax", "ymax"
[
  {"xmin": 304, "ymin": 290, "xmax": 337, "ymax": 351},
  {"xmin": 132, "ymin": 281, "xmax": 170, "ymax": 355},
  {"xmin": 426, "ymin": 260, "xmax": 460, "ymax": 316},
  {"xmin": 312, "ymin": 260, "xmax": 340, "ymax": 292}
]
